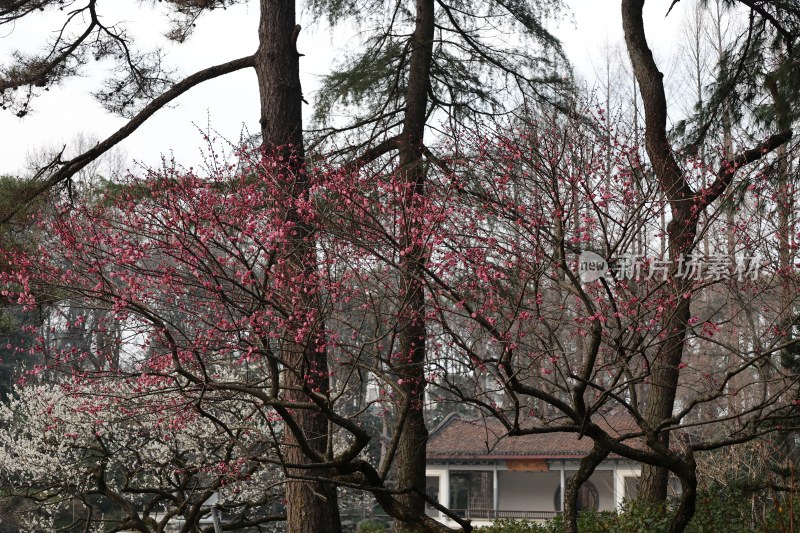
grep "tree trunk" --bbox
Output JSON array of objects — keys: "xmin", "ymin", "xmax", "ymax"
[
  {"xmin": 562, "ymin": 442, "xmax": 609, "ymax": 533},
  {"xmin": 256, "ymin": 0, "xmax": 303, "ymax": 152},
  {"xmin": 622, "ymin": 0, "xmax": 697, "ymax": 503},
  {"xmin": 254, "ymin": 1, "xmax": 341, "ymax": 531},
  {"xmin": 391, "ymin": 0, "xmax": 435, "ymax": 531},
  {"xmin": 668, "ymin": 455, "xmax": 698, "ymax": 533}
]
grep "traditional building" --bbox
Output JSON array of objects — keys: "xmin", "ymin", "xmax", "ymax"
[{"xmin": 425, "ymin": 414, "xmax": 641, "ymax": 527}]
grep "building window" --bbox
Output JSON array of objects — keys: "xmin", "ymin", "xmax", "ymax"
[
  {"xmin": 425, "ymin": 476, "xmax": 440, "ymax": 516},
  {"xmin": 554, "ymin": 481, "xmax": 599, "ymax": 512},
  {"xmin": 449, "ymin": 471, "xmax": 493, "ymax": 515}
]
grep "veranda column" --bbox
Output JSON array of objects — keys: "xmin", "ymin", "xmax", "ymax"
[
  {"xmin": 493, "ymin": 463, "xmax": 499, "ymax": 517},
  {"xmin": 439, "ymin": 466, "xmax": 450, "ymax": 520},
  {"xmin": 613, "ymin": 462, "xmax": 625, "ymax": 511}
]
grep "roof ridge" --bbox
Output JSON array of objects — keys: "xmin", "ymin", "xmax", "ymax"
[{"xmin": 428, "ymin": 411, "xmax": 461, "ymax": 439}]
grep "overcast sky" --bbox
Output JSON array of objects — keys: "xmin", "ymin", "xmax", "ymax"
[{"xmin": 0, "ymin": 0, "xmax": 688, "ymax": 177}]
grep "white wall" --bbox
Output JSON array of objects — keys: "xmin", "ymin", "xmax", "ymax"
[
  {"xmin": 588, "ymin": 470, "xmax": 615, "ymax": 511},
  {"xmin": 426, "ymin": 460, "xmax": 641, "ymax": 521},
  {"xmin": 496, "ymin": 469, "xmax": 616, "ymax": 512},
  {"xmin": 498, "ymin": 470, "xmax": 560, "ymax": 511}
]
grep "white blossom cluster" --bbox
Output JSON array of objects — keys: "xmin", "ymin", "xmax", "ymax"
[{"xmin": 0, "ymin": 378, "xmax": 286, "ymax": 531}]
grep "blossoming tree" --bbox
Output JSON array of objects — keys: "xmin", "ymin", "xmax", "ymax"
[{"xmin": 1, "ymin": 105, "xmax": 798, "ymax": 533}]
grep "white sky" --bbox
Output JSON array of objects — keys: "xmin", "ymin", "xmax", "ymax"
[{"xmin": 0, "ymin": 0, "xmax": 688, "ymax": 176}]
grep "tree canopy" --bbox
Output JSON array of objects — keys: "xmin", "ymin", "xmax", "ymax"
[{"xmin": 0, "ymin": 2, "xmax": 799, "ymax": 533}]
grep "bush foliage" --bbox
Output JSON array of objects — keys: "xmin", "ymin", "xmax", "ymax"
[{"xmin": 475, "ymin": 488, "xmax": 800, "ymax": 533}]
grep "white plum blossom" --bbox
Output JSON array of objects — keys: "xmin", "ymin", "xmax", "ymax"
[{"xmin": 0, "ymin": 379, "xmax": 285, "ymax": 532}]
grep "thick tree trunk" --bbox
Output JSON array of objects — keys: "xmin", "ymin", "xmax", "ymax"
[
  {"xmin": 637, "ymin": 280, "xmax": 691, "ymax": 501},
  {"xmin": 391, "ymin": 0, "xmax": 435, "ymax": 531},
  {"xmin": 256, "ymin": 0, "xmax": 303, "ymax": 152},
  {"xmin": 621, "ymin": 0, "xmax": 697, "ymax": 504},
  {"xmin": 638, "ymin": 204, "xmax": 696, "ymax": 502},
  {"xmin": 254, "ymin": 2, "xmax": 341, "ymax": 532}
]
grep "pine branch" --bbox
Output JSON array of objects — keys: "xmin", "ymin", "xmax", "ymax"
[
  {"xmin": 0, "ymin": 55, "xmax": 255, "ymax": 223},
  {"xmin": 699, "ymin": 129, "xmax": 793, "ymax": 209}
]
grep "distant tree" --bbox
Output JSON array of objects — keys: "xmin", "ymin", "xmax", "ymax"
[
  {"xmin": 0, "ymin": 175, "xmax": 56, "ymax": 402},
  {"xmin": 677, "ymin": 0, "xmax": 800, "ymax": 148}
]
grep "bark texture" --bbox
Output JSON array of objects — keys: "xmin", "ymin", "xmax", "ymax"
[
  {"xmin": 622, "ymin": 0, "xmax": 791, "ymax": 520},
  {"xmin": 390, "ymin": 0, "xmax": 435, "ymax": 531},
  {"xmin": 562, "ymin": 443, "xmax": 609, "ymax": 533},
  {"xmin": 255, "ymin": 1, "xmax": 341, "ymax": 531},
  {"xmin": 622, "ymin": 0, "xmax": 697, "ymax": 503}
]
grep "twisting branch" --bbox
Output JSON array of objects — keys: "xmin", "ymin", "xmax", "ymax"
[
  {"xmin": 699, "ymin": 129, "xmax": 793, "ymax": 209},
  {"xmin": 735, "ymin": 0, "xmax": 797, "ymax": 47},
  {"xmin": 0, "ymin": 55, "xmax": 255, "ymax": 223}
]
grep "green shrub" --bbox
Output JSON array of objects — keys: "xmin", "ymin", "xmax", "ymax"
[
  {"xmin": 475, "ymin": 518, "xmax": 549, "ymax": 533},
  {"xmin": 762, "ymin": 492, "xmax": 800, "ymax": 533},
  {"xmin": 356, "ymin": 518, "xmax": 388, "ymax": 533},
  {"xmin": 475, "ymin": 487, "xmax": 800, "ymax": 533}
]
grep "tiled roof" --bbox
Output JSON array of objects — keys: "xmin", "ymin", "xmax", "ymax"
[{"xmin": 427, "ymin": 414, "xmax": 643, "ymax": 459}]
